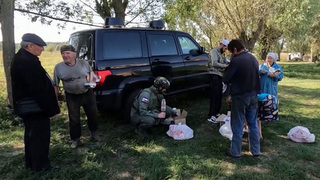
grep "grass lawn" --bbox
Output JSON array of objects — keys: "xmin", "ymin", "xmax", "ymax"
[{"xmin": 0, "ymin": 52, "xmax": 320, "ymax": 179}]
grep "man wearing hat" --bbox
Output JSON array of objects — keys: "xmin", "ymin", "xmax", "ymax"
[
  {"xmin": 53, "ymin": 45, "xmax": 100, "ymax": 149},
  {"xmin": 11, "ymin": 33, "xmax": 60, "ymax": 172},
  {"xmin": 207, "ymin": 39, "xmax": 230, "ymax": 123}
]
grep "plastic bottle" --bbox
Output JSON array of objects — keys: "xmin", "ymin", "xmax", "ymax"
[{"xmin": 161, "ymin": 99, "xmax": 166, "ymax": 112}]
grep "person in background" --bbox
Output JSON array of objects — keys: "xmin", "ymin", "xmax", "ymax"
[
  {"xmin": 207, "ymin": 39, "xmax": 230, "ymax": 123},
  {"xmin": 257, "ymin": 52, "xmax": 283, "ymax": 140},
  {"xmin": 11, "ymin": 33, "xmax": 60, "ymax": 172},
  {"xmin": 53, "ymin": 45, "xmax": 100, "ymax": 149},
  {"xmin": 259, "ymin": 52, "xmax": 283, "ymax": 99},
  {"xmin": 130, "ymin": 77, "xmax": 177, "ymax": 136},
  {"xmin": 222, "ymin": 39, "xmax": 261, "ymax": 159}
]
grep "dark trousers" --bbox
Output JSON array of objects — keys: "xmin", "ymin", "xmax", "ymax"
[
  {"xmin": 208, "ymin": 75, "xmax": 223, "ymax": 117},
  {"xmin": 131, "ymin": 108, "xmax": 173, "ymax": 130},
  {"xmin": 23, "ymin": 114, "xmax": 51, "ymax": 172},
  {"xmin": 65, "ymin": 89, "xmax": 98, "ymax": 140}
]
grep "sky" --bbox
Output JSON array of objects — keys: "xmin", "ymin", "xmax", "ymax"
[{"xmin": 0, "ymin": 11, "xmax": 104, "ymax": 43}]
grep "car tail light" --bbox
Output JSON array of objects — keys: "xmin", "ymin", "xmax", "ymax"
[{"xmin": 94, "ymin": 70, "xmax": 112, "ymax": 86}]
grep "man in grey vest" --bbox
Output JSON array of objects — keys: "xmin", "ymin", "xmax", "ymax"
[{"xmin": 207, "ymin": 39, "xmax": 230, "ymax": 123}]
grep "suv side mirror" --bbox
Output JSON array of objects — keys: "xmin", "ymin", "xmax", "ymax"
[
  {"xmin": 200, "ymin": 47, "xmax": 206, "ymax": 53},
  {"xmin": 190, "ymin": 47, "xmax": 206, "ymax": 56}
]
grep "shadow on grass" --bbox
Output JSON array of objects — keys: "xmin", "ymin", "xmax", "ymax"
[{"xmin": 1, "ymin": 86, "xmax": 320, "ymax": 179}]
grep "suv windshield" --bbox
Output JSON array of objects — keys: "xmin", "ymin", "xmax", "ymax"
[{"xmin": 69, "ymin": 33, "xmax": 93, "ymax": 61}]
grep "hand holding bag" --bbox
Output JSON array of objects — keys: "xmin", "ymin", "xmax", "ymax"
[{"xmin": 17, "ymin": 97, "xmax": 43, "ymax": 116}]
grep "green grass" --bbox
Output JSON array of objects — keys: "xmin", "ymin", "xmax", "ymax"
[{"xmin": 1, "ymin": 52, "xmax": 320, "ymax": 179}]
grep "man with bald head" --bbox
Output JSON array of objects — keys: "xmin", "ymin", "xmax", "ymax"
[{"xmin": 53, "ymin": 45, "xmax": 100, "ymax": 149}]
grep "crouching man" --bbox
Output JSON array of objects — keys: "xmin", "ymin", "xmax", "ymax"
[{"xmin": 130, "ymin": 77, "xmax": 177, "ymax": 136}]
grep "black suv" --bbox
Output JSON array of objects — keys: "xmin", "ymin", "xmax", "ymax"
[{"xmin": 68, "ymin": 18, "xmax": 211, "ymax": 120}]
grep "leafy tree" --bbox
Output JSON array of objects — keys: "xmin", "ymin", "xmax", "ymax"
[
  {"xmin": 257, "ymin": 25, "xmax": 282, "ymax": 60},
  {"xmin": 164, "ymin": 0, "xmax": 275, "ymax": 52},
  {"xmin": 273, "ymin": 0, "xmax": 320, "ymax": 58},
  {"xmin": 1, "ymin": 0, "xmax": 166, "ymax": 105},
  {"xmin": 311, "ymin": 12, "xmax": 320, "ymax": 61},
  {"xmin": 16, "ymin": 0, "xmax": 165, "ymax": 27},
  {"xmin": 164, "ymin": 0, "xmax": 219, "ymax": 50}
]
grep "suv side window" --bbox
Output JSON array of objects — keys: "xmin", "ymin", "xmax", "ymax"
[
  {"xmin": 103, "ymin": 32, "xmax": 142, "ymax": 59},
  {"xmin": 69, "ymin": 33, "xmax": 93, "ymax": 61},
  {"xmin": 178, "ymin": 36, "xmax": 199, "ymax": 54},
  {"xmin": 148, "ymin": 34, "xmax": 178, "ymax": 56}
]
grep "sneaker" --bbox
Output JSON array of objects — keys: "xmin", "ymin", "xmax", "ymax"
[
  {"xmin": 70, "ymin": 139, "xmax": 80, "ymax": 149},
  {"xmin": 207, "ymin": 116, "xmax": 219, "ymax": 123},
  {"xmin": 90, "ymin": 131, "xmax": 102, "ymax": 142}
]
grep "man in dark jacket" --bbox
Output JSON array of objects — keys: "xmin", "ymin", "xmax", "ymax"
[
  {"xmin": 222, "ymin": 39, "xmax": 261, "ymax": 159},
  {"xmin": 11, "ymin": 33, "xmax": 60, "ymax": 172}
]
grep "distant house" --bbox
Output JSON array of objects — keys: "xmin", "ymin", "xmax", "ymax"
[{"xmin": 288, "ymin": 52, "xmax": 302, "ymax": 61}]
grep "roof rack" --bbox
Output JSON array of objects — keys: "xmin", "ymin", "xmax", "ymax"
[
  {"xmin": 104, "ymin": 17, "xmax": 124, "ymax": 28},
  {"xmin": 149, "ymin": 20, "xmax": 165, "ymax": 30}
]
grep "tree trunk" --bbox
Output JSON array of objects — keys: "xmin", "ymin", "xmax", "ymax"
[
  {"xmin": 240, "ymin": 18, "xmax": 265, "ymax": 52},
  {"xmin": 0, "ymin": 0, "xmax": 15, "ymax": 107},
  {"xmin": 278, "ymin": 38, "xmax": 285, "ymax": 61},
  {"xmin": 112, "ymin": 0, "xmax": 128, "ymax": 22},
  {"xmin": 95, "ymin": 0, "xmax": 111, "ymax": 20}
]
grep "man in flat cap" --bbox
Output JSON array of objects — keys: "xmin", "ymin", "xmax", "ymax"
[
  {"xmin": 207, "ymin": 39, "xmax": 230, "ymax": 123},
  {"xmin": 53, "ymin": 45, "xmax": 100, "ymax": 149},
  {"xmin": 11, "ymin": 33, "xmax": 60, "ymax": 172}
]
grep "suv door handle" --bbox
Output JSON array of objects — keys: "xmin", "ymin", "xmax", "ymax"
[
  {"xmin": 132, "ymin": 69, "xmax": 141, "ymax": 76},
  {"xmin": 184, "ymin": 56, "xmax": 191, "ymax": 60}
]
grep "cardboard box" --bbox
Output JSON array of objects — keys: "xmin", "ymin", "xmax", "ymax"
[{"xmin": 174, "ymin": 109, "xmax": 188, "ymax": 124}]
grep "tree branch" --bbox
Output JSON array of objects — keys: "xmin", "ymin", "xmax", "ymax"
[
  {"xmin": 15, "ymin": 8, "xmax": 103, "ymax": 27},
  {"xmin": 125, "ymin": 0, "xmax": 156, "ymax": 25},
  {"xmin": 79, "ymin": 0, "xmax": 98, "ymax": 14}
]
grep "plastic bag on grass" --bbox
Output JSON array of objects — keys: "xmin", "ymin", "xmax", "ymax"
[
  {"xmin": 219, "ymin": 116, "xmax": 232, "ymax": 140},
  {"xmin": 287, "ymin": 126, "xmax": 315, "ymax": 143},
  {"xmin": 166, "ymin": 122, "xmax": 193, "ymax": 140}
]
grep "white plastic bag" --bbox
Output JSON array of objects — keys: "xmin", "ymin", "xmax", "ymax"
[
  {"xmin": 219, "ymin": 117, "xmax": 233, "ymax": 140},
  {"xmin": 166, "ymin": 122, "xmax": 193, "ymax": 140},
  {"xmin": 287, "ymin": 126, "xmax": 315, "ymax": 143}
]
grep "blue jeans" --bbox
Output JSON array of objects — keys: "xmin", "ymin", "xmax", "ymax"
[{"xmin": 230, "ymin": 95, "xmax": 260, "ymax": 156}]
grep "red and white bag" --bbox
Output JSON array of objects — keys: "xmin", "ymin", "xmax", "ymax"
[
  {"xmin": 287, "ymin": 126, "xmax": 315, "ymax": 143},
  {"xmin": 166, "ymin": 123, "xmax": 193, "ymax": 140}
]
